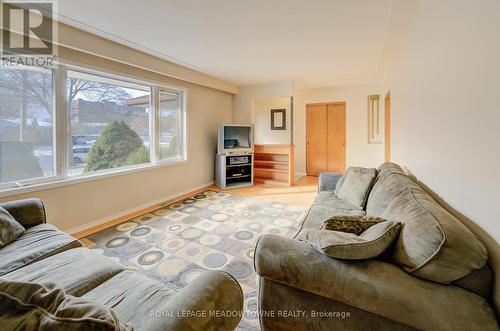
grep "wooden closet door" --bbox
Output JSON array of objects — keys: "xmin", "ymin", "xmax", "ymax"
[
  {"xmin": 327, "ymin": 103, "xmax": 346, "ymax": 172},
  {"xmin": 306, "ymin": 104, "xmax": 327, "ymax": 176}
]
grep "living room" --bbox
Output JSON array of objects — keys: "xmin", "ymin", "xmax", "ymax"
[{"xmin": 0, "ymin": 0, "xmax": 498, "ymax": 330}]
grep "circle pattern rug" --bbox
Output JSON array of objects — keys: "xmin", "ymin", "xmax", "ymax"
[{"xmin": 84, "ymin": 190, "xmax": 308, "ymax": 330}]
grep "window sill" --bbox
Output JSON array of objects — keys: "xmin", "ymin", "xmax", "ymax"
[{"xmin": 0, "ymin": 159, "xmax": 187, "ymax": 198}]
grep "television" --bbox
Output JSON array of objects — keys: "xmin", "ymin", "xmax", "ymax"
[{"xmin": 217, "ymin": 124, "xmax": 253, "ymax": 154}]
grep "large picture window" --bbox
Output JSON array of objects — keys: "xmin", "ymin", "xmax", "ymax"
[{"xmin": 0, "ymin": 64, "xmax": 186, "ymax": 191}]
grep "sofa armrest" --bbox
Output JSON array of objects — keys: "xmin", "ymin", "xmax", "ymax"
[
  {"xmin": 318, "ymin": 172, "xmax": 342, "ymax": 192},
  {"xmin": 0, "ymin": 199, "xmax": 46, "ymax": 229},
  {"xmin": 255, "ymin": 234, "xmax": 498, "ymax": 331},
  {"xmin": 163, "ymin": 270, "xmax": 243, "ymax": 331}
]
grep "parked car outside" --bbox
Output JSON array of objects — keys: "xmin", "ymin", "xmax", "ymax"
[{"xmin": 72, "ymin": 145, "xmax": 91, "ymax": 164}]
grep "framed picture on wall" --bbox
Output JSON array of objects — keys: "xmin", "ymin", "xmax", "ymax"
[{"xmin": 271, "ymin": 109, "xmax": 286, "ymax": 130}]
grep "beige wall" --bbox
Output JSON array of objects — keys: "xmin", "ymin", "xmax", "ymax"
[
  {"xmin": 388, "ymin": 0, "xmax": 500, "ymax": 311},
  {"xmin": 233, "ymin": 82, "xmax": 293, "ymax": 124},
  {"xmin": 293, "ymin": 84, "xmax": 387, "ymax": 174},
  {"xmin": 234, "ymin": 82, "xmax": 387, "ymax": 175},
  {"xmin": 253, "ymin": 97, "xmax": 291, "ymax": 145},
  {"xmin": 0, "ymin": 45, "xmax": 232, "ymax": 233}
]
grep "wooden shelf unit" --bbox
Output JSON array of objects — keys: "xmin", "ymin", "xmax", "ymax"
[{"xmin": 254, "ymin": 144, "xmax": 294, "ymax": 186}]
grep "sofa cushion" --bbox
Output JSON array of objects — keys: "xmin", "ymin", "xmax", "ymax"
[
  {"xmin": 376, "ymin": 162, "xmax": 405, "ymax": 179},
  {"xmin": 294, "ymin": 206, "xmax": 366, "ymax": 240},
  {"xmin": 322, "ymin": 215, "xmax": 385, "ymax": 235},
  {"xmin": 0, "ymin": 207, "xmax": 25, "ymax": 248},
  {"xmin": 366, "ymin": 172, "xmax": 421, "ymax": 216},
  {"xmin": 335, "ymin": 167, "xmax": 377, "ymax": 209},
  {"xmin": 83, "ymin": 270, "xmax": 178, "ymax": 330},
  {"xmin": 302, "ymin": 220, "xmax": 401, "ymax": 259},
  {"xmin": 293, "ymin": 193, "xmax": 365, "ymax": 239},
  {"xmin": 2, "ymin": 247, "xmax": 125, "ymax": 297},
  {"xmin": 0, "ymin": 223, "xmax": 81, "ymax": 276},
  {"xmin": 382, "ymin": 188, "xmax": 488, "ymax": 283},
  {"xmin": 0, "ymin": 279, "xmax": 129, "ymax": 331},
  {"xmin": 451, "ymin": 265, "xmax": 494, "ymax": 301},
  {"xmin": 313, "ymin": 191, "xmax": 365, "ymax": 212},
  {"xmin": 0, "ymin": 199, "xmax": 46, "ymax": 229},
  {"xmin": 85, "ymin": 269, "xmax": 244, "ymax": 331}
]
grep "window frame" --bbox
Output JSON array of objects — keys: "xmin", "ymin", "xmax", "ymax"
[
  {"xmin": 0, "ymin": 62, "xmax": 188, "ymax": 195},
  {"xmin": 157, "ymin": 88, "xmax": 187, "ymax": 164}
]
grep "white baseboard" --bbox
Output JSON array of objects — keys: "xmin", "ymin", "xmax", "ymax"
[{"xmin": 66, "ymin": 180, "xmax": 214, "ymax": 235}]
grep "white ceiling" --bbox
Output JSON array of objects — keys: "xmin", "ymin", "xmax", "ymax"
[{"xmin": 57, "ymin": 0, "xmax": 395, "ymax": 86}]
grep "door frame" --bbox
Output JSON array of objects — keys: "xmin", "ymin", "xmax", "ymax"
[{"xmin": 306, "ymin": 101, "xmax": 346, "ymax": 176}]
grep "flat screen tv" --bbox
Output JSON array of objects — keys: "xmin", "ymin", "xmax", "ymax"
[{"xmin": 217, "ymin": 124, "xmax": 253, "ymax": 154}]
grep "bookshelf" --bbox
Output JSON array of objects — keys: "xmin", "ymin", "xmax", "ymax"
[{"xmin": 253, "ymin": 144, "xmax": 294, "ymax": 186}]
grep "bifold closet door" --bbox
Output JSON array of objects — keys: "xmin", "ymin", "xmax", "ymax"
[
  {"xmin": 306, "ymin": 104, "xmax": 327, "ymax": 176},
  {"xmin": 306, "ymin": 103, "xmax": 346, "ymax": 176},
  {"xmin": 326, "ymin": 103, "xmax": 346, "ymax": 173}
]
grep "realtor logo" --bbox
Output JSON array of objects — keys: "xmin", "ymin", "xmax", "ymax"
[{"xmin": 1, "ymin": 1, "xmax": 54, "ymax": 55}]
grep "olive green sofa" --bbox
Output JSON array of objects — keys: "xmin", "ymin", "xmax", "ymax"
[
  {"xmin": 0, "ymin": 199, "xmax": 243, "ymax": 330},
  {"xmin": 255, "ymin": 162, "xmax": 498, "ymax": 330}
]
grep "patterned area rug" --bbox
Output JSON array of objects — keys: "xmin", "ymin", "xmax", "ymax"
[{"xmin": 82, "ymin": 190, "xmax": 308, "ymax": 330}]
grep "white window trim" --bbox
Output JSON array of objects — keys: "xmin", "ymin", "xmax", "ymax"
[
  {"xmin": 157, "ymin": 88, "xmax": 188, "ymax": 163},
  {"xmin": 0, "ymin": 63, "xmax": 188, "ymax": 196},
  {"xmin": 56, "ymin": 65, "xmax": 68, "ymax": 180}
]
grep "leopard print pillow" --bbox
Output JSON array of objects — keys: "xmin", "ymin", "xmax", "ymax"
[{"xmin": 322, "ymin": 215, "xmax": 386, "ymax": 235}]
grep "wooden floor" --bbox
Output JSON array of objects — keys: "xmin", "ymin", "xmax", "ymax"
[
  {"xmin": 223, "ymin": 175, "xmax": 318, "ymax": 207},
  {"xmin": 74, "ymin": 176, "xmax": 318, "ymax": 239}
]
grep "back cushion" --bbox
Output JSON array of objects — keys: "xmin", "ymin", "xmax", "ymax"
[
  {"xmin": 366, "ymin": 173, "xmax": 421, "ymax": 216},
  {"xmin": 376, "ymin": 162, "xmax": 405, "ymax": 179},
  {"xmin": 336, "ymin": 167, "xmax": 377, "ymax": 209},
  {"xmin": 0, "ymin": 207, "xmax": 25, "ymax": 248},
  {"xmin": 382, "ymin": 188, "xmax": 487, "ymax": 284}
]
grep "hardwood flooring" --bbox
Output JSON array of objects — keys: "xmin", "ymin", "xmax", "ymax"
[{"xmin": 74, "ymin": 176, "xmax": 318, "ymax": 239}]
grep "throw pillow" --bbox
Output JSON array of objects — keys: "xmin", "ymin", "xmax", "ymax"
[
  {"xmin": 322, "ymin": 215, "xmax": 386, "ymax": 235},
  {"xmin": 302, "ymin": 220, "xmax": 401, "ymax": 260},
  {"xmin": 0, "ymin": 207, "xmax": 25, "ymax": 248},
  {"xmin": 335, "ymin": 167, "xmax": 377, "ymax": 209},
  {"xmin": 0, "ymin": 279, "xmax": 130, "ymax": 331}
]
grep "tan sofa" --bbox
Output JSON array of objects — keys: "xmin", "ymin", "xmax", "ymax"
[
  {"xmin": 0, "ymin": 199, "xmax": 243, "ymax": 330},
  {"xmin": 255, "ymin": 162, "xmax": 498, "ymax": 330}
]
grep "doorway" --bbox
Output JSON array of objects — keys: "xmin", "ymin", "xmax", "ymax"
[{"xmin": 306, "ymin": 102, "xmax": 346, "ymax": 176}]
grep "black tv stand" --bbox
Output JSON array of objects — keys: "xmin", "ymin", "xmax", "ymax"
[{"xmin": 215, "ymin": 153, "xmax": 253, "ymax": 189}]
